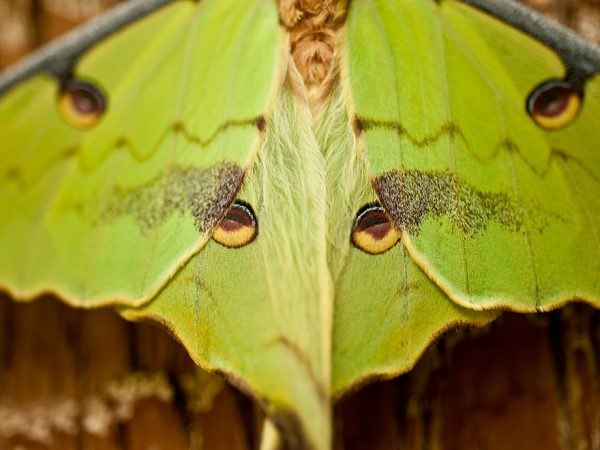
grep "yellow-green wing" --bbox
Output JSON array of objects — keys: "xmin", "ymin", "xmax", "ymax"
[
  {"xmin": 0, "ymin": 0, "xmax": 282, "ymax": 306},
  {"xmin": 123, "ymin": 88, "xmax": 333, "ymax": 450},
  {"xmin": 342, "ymin": 0, "xmax": 600, "ymax": 311},
  {"xmin": 317, "ymin": 95, "xmax": 498, "ymax": 396},
  {"xmin": 120, "ymin": 86, "xmax": 498, "ymax": 449}
]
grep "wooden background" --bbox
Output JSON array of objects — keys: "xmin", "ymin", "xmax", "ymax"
[{"xmin": 1, "ymin": 1, "xmax": 600, "ymax": 449}]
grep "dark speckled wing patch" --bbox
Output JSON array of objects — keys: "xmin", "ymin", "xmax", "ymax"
[
  {"xmin": 373, "ymin": 170, "xmax": 527, "ymax": 236},
  {"xmin": 102, "ymin": 162, "xmax": 244, "ymax": 234}
]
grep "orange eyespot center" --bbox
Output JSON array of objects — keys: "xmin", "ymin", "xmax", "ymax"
[
  {"xmin": 527, "ymin": 80, "xmax": 582, "ymax": 130},
  {"xmin": 351, "ymin": 204, "xmax": 400, "ymax": 254},
  {"xmin": 58, "ymin": 79, "xmax": 106, "ymax": 129},
  {"xmin": 212, "ymin": 201, "xmax": 258, "ymax": 248}
]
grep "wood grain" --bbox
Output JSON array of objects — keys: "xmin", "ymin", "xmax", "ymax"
[
  {"xmin": 336, "ymin": 306, "xmax": 600, "ymax": 450},
  {"xmin": 0, "ymin": 295, "xmax": 255, "ymax": 450}
]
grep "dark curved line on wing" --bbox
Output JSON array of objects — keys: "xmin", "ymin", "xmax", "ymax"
[
  {"xmin": 171, "ymin": 117, "xmax": 265, "ymax": 149},
  {"xmin": 494, "ymin": 139, "xmax": 599, "ymax": 182},
  {"xmin": 355, "ymin": 117, "xmax": 465, "ymax": 147},
  {"xmin": 549, "ymin": 148, "xmax": 600, "ymax": 182},
  {"xmin": 355, "ymin": 116, "xmax": 599, "ymax": 183},
  {"xmin": 3, "ymin": 116, "xmax": 264, "ymax": 190}
]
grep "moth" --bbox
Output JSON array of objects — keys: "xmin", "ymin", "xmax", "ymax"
[{"xmin": 0, "ymin": 0, "xmax": 599, "ymax": 448}]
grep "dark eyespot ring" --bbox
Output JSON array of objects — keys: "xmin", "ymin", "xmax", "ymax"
[
  {"xmin": 351, "ymin": 203, "xmax": 400, "ymax": 254},
  {"xmin": 58, "ymin": 79, "xmax": 107, "ymax": 129},
  {"xmin": 212, "ymin": 200, "xmax": 258, "ymax": 248},
  {"xmin": 527, "ymin": 80, "xmax": 582, "ymax": 130}
]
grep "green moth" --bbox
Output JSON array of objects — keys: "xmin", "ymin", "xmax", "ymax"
[{"xmin": 0, "ymin": 0, "xmax": 599, "ymax": 448}]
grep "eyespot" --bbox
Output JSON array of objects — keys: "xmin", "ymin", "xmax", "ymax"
[
  {"xmin": 527, "ymin": 80, "xmax": 582, "ymax": 130},
  {"xmin": 212, "ymin": 200, "xmax": 258, "ymax": 248},
  {"xmin": 351, "ymin": 204, "xmax": 400, "ymax": 254},
  {"xmin": 58, "ymin": 79, "xmax": 107, "ymax": 129}
]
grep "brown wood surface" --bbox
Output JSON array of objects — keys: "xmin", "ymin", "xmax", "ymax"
[
  {"xmin": 0, "ymin": 294, "xmax": 257, "ymax": 450},
  {"xmin": 2, "ymin": 296, "xmax": 600, "ymax": 449},
  {"xmin": 1, "ymin": 1, "xmax": 600, "ymax": 449},
  {"xmin": 337, "ymin": 305, "xmax": 600, "ymax": 450}
]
